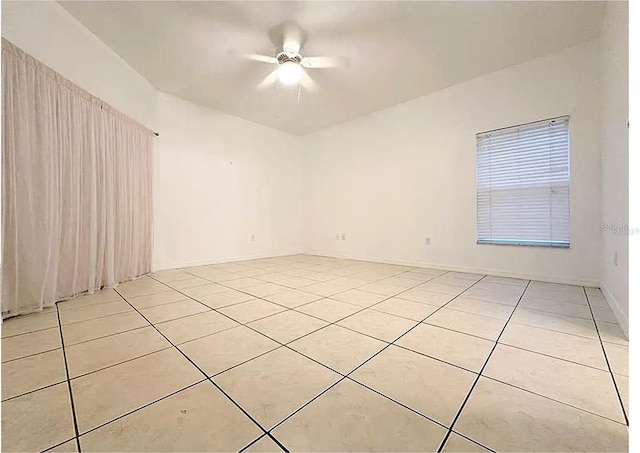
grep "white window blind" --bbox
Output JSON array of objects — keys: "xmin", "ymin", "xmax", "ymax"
[{"xmin": 476, "ymin": 116, "xmax": 570, "ymax": 247}]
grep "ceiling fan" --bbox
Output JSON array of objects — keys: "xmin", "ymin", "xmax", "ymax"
[{"xmin": 244, "ymin": 24, "xmax": 346, "ymax": 93}]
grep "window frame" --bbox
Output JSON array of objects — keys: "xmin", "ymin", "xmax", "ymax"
[{"xmin": 475, "ymin": 115, "xmax": 571, "ymax": 249}]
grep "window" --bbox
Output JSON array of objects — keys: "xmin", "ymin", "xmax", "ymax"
[{"xmin": 476, "ymin": 116, "xmax": 570, "ymax": 247}]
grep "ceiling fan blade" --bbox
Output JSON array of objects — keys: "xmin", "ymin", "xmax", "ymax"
[
  {"xmin": 301, "ymin": 56, "xmax": 347, "ymax": 69},
  {"xmin": 257, "ymin": 69, "xmax": 279, "ymax": 90},
  {"xmin": 300, "ymin": 70, "xmax": 318, "ymax": 93},
  {"xmin": 244, "ymin": 53, "xmax": 278, "ymax": 64}
]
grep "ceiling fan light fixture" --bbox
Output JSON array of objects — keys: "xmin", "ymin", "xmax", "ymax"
[{"xmin": 277, "ymin": 61, "xmax": 303, "ymax": 85}]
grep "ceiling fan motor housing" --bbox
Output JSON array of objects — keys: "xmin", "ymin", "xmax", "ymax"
[{"xmin": 276, "ymin": 52, "xmax": 302, "ymax": 65}]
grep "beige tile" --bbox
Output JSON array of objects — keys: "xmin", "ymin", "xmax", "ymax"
[
  {"xmin": 244, "ymin": 435, "xmax": 283, "ymax": 452},
  {"xmin": 1, "ymin": 310, "xmax": 59, "ymax": 338},
  {"xmin": 603, "ymin": 342, "xmax": 628, "ymax": 377},
  {"xmin": 201, "ymin": 271, "xmax": 243, "ymax": 282},
  {"xmin": 256, "ymin": 272, "xmax": 291, "ymax": 283},
  {"xmin": 300, "ymin": 282, "xmax": 351, "ymax": 297},
  {"xmin": 57, "ymin": 289, "xmax": 121, "ymax": 310},
  {"xmin": 396, "ymin": 323, "xmax": 494, "ymax": 372},
  {"xmin": 154, "ymin": 311, "xmax": 238, "ymax": 344},
  {"xmin": 295, "ymin": 298, "xmax": 362, "ymax": 323},
  {"xmin": 398, "ymin": 288, "xmax": 453, "ymax": 305},
  {"xmin": 511, "ymin": 307, "xmax": 598, "ymax": 339},
  {"xmin": 126, "ymin": 291, "xmax": 188, "ymax": 309},
  {"xmin": 197, "ymin": 289, "xmax": 255, "ymax": 308},
  {"xmin": 218, "ymin": 299, "xmax": 287, "ymax": 323},
  {"xmin": 597, "ymin": 321, "xmax": 628, "ymax": 345},
  {"xmin": 46, "ymin": 439, "xmax": 78, "ymax": 452},
  {"xmin": 359, "ymin": 282, "xmax": 408, "ymax": 296},
  {"xmin": 371, "ymin": 297, "xmax": 439, "ymax": 321},
  {"xmin": 289, "ymin": 325, "xmax": 387, "ymax": 374},
  {"xmin": 332, "ymin": 289, "xmax": 388, "ymax": 307},
  {"xmin": 242, "ymin": 283, "xmax": 290, "ymax": 297},
  {"xmin": 236, "ymin": 268, "xmax": 272, "ymax": 278},
  {"xmin": 149, "ymin": 269, "xmax": 193, "ymax": 283},
  {"xmin": 71, "ymin": 348, "xmax": 203, "ymax": 434},
  {"xmin": 224, "ymin": 277, "xmax": 265, "ymax": 289},
  {"xmin": 481, "ymin": 276, "xmax": 528, "ymax": 287},
  {"xmin": 337, "ymin": 309, "xmax": 416, "ymax": 342},
  {"xmin": 179, "ymin": 326, "xmax": 279, "ymax": 376},
  {"xmin": 276, "ymin": 277, "xmax": 318, "ymax": 289},
  {"xmin": 2, "ymin": 327, "xmax": 61, "ymax": 362},
  {"xmin": 66, "ymin": 326, "xmax": 170, "ymax": 378},
  {"xmin": 442, "ymin": 433, "xmax": 491, "ymax": 452},
  {"xmin": 424, "ymin": 308, "xmax": 506, "ymax": 341},
  {"xmin": 351, "ymin": 345, "xmax": 476, "ymax": 426},
  {"xmin": 615, "ymin": 374, "xmax": 628, "ymax": 416},
  {"xmin": 272, "ymin": 379, "xmax": 446, "ymax": 452},
  {"xmin": 418, "ymin": 281, "xmax": 465, "ymax": 295},
  {"xmin": 405, "ymin": 268, "xmax": 446, "ymax": 279},
  {"xmin": 591, "ymin": 305, "xmax": 618, "ymax": 323},
  {"xmin": 59, "ymin": 299, "xmax": 133, "ymax": 325},
  {"xmin": 264, "ymin": 289, "xmax": 323, "ymax": 308},
  {"xmin": 80, "ymin": 382, "xmax": 260, "ymax": 452},
  {"xmin": 519, "ymin": 296, "xmax": 592, "ymax": 319},
  {"xmin": 383, "ymin": 275, "xmax": 430, "ymax": 287},
  {"xmin": 526, "ymin": 284, "xmax": 586, "ymax": 304},
  {"xmin": 2, "ymin": 349, "xmax": 67, "ymax": 400},
  {"xmin": 499, "ymin": 322, "xmax": 607, "ymax": 370},
  {"xmin": 429, "ymin": 276, "xmax": 477, "ymax": 289},
  {"xmin": 180, "ymin": 283, "xmax": 229, "ymax": 299},
  {"xmin": 455, "ymin": 377, "xmax": 628, "ymax": 452},
  {"xmin": 62, "ymin": 311, "xmax": 148, "ymax": 346},
  {"xmin": 462, "ymin": 285, "xmax": 523, "ymax": 305},
  {"xmin": 445, "ymin": 297, "xmax": 513, "ymax": 320},
  {"xmin": 117, "ymin": 278, "xmax": 172, "ymax": 298},
  {"xmin": 248, "ymin": 311, "xmax": 328, "ymax": 343},
  {"xmin": 484, "ymin": 344, "xmax": 625, "ymax": 423},
  {"xmin": 166, "ymin": 277, "xmax": 211, "ymax": 290},
  {"xmin": 1, "ymin": 383, "xmax": 75, "ymax": 452},
  {"xmin": 215, "ymin": 347, "xmax": 340, "ymax": 429},
  {"xmin": 139, "ymin": 299, "xmax": 209, "ymax": 324},
  {"xmin": 329, "ymin": 277, "xmax": 369, "ymax": 288}
]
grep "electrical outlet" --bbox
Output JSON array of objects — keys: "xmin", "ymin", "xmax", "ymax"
[
  {"xmin": 341, "ymin": 233, "xmax": 346, "ymax": 241},
  {"xmin": 425, "ymin": 237, "xmax": 431, "ymax": 245},
  {"xmin": 251, "ymin": 234, "xmax": 255, "ymax": 242},
  {"xmin": 336, "ymin": 233, "xmax": 340, "ymax": 240},
  {"xmin": 614, "ymin": 251, "xmax": 618, "ymax": 266}
]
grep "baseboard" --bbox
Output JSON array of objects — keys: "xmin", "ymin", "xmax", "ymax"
[
  {"xmin": 303, "ymin": 250, "xmax": 601, "ymax": 287},
  {"xmin": 600, "ymin": 282, "xmax": 629, "ymax": 339},
  {"xmin": 151, "ymin": 250, "xmax": 303, "ymax": 272}
]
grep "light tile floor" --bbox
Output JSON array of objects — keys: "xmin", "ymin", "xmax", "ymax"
[{"xmin": 1, "ymin": 254, "xmax": 629, "ymax": 452}]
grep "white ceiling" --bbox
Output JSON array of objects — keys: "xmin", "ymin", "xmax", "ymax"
[{"xmin": 60, "ymin": 1, "xmax": 605, "ymax": 135}]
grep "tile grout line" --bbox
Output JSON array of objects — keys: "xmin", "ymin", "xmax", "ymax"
[
  {"xmin": 74, "ymin": 378, "xmax": 208, "ymax": 439},
  {"xmin": 479, "ymin": 374, "xmax": 628, "ymax": 426},
  {"xmin": 111, "ymin": 287, "xmax": 290, "ymax": 453},
  {"xmin": 141, "ymin": 266, "xmax": 454, "ymax": 450},
  {"xmin": 583, "ymin": 287, "xmax": 629, "ymax": 426},
  {"xmin": 54, "ymin": 304, "xmax": 82, "ymax": 453},
  {"xmin": 263, "ymin": 274, "xmax": 494, "ymax": 441},
  {"xmin": 41, "ymin": 266, "xmax": 428, "ymax": 400},
  {"xmin": 435, "ymin": 280, "xmax": 532, "ymax": 452}
]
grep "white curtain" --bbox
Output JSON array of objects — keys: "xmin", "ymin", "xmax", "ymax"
[{"xmin": 1, "ymin": 39, "xmax": 154, "ymax": 318}]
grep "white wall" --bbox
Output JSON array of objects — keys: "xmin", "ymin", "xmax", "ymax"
[
  {"xmin": 153, "ymin": 93, "xmax": 302, "ymax": 270},
  {"xmin": 302, "ymin": 39, "xmax": 602, "ymax": 286},
  {"xmin": 1, "ymin": 1, "xmax": 157, "ymax": 129},
  {"xmin": 1, "ymin": 1, "xmax": 303, "ymax": 271},
  {"xmin": 599, "ymin": 2, "xmax": 629, "ymax": 334}
]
